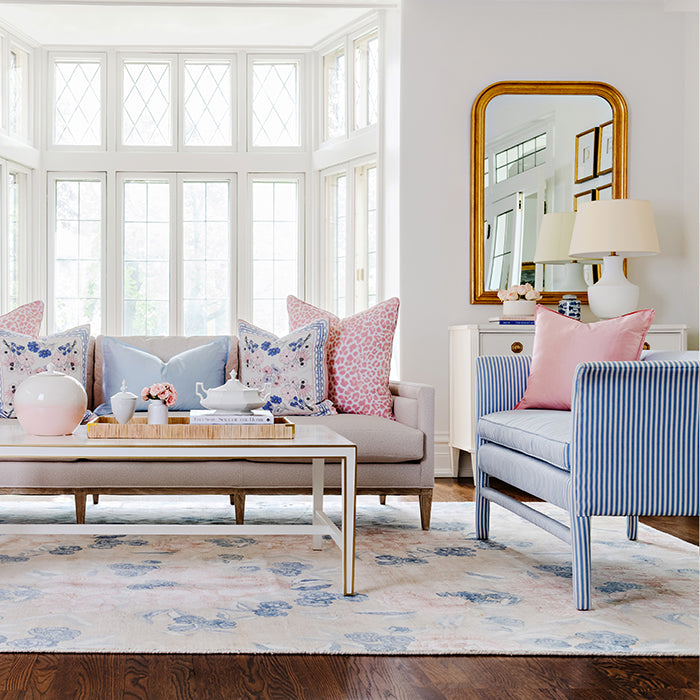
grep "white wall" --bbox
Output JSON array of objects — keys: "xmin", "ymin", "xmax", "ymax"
[{"xmin": 398, "ymin": 0, "xmax": 699, "ymax": 468}]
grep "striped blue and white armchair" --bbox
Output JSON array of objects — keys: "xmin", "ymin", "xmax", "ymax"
[{"xmin": 474, "ymin": 352, "xmax": 699, "ymax": 610}]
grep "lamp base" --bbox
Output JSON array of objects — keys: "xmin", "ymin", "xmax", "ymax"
[{"xmin": 587, "ymin": 256, "xmax": 639, "ymax": 319}]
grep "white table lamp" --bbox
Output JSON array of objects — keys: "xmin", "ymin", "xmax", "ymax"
[
  {"xmin": 568, "ymin": 199, "xmax": 660, "ymax": 319},
  {"xmin": 533, "ymin": 212, "xmax": 588, "ymax": 291}
]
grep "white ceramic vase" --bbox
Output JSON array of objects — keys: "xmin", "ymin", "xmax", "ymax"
[
  {"xmin": 14, "ymin": 363, "xmax": 88, "ymax": 435},
  {"xmin": 110, "ymin": 379, "xmax": 137, "ymax": 424},
  {"xmin": 147, "ymin": 399, "xmax": 169, "ymax": 425},
  {"xmin": 502, "ymin": 299, "xmax": 536, "ymax": 316}
]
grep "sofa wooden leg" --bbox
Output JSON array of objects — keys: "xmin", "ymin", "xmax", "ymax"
[
  {"xmin": 74, "ymin": 492, "xmax": 86, "ymax": 524},
  {"xmin": 92, "ymin": 494, "xmax": 99, "ymax": 505},
  {"xmin": 419, "ymin": 489, "xmax": 432, "ymax": 530},
  {"xmin": 379, "ymin": 495, "xmax": 387, "ymax": 505},
  {"xmin": 232, "ymin": 491, "xmax": 246, "ymax": 525}
]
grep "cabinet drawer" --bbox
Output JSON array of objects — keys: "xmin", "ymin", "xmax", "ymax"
[
  {"xmin": 643, "ymin": 332, "xmax": 685, "ymax": 352},
  {"xmin": 480, "ymin": 332, "xmax": 535, "ymax": 356}
]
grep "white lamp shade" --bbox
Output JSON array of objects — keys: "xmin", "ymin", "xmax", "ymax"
[
  {"xmin": 569, "ymin": 199, "xmax": 660, "ymax": 258},
  {"xmin": 534, "ymin": 212, "xmax": 577, "ymax": 263}
]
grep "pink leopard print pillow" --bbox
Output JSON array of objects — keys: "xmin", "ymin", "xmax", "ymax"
[
  {"xmin": 0, "ymin": 301, "xmax": 44, "ymax": 336},
  {"xmin": 287, "ymin": 296, "xmax": 399, "ymax": 419}
]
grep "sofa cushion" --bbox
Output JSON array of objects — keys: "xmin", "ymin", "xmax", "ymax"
[
  {"xmin": 478, "ymin": 409, "xmax": 572, "ymax": 471},
  {"xmin": 515, "ymin": 305, "xmax": 655, "ymax": 410},
  {"xmin": 0, "ymin": 301, "xmax": 44, "ymax": 336},
  {"xmin": 237, "ymin": 319, "xmax": 334, "ymax": 416},
  {"xmin": 94, "ymin": 336, "xmax": 230, "ymax": 414},
  {"xmin": 92, "ymin": 335, "xmax": 238, "ymax": 409},
  {"xmin": 290, "ymin": 414, "xmax": 424, "ymax": 463},
  {"xmin": 0, "ymin": 325, "xmax": 90, "ymax": 418},
  {"xmin": 287, "ymin": 295, "xmax": 399, "ymax": 419}
]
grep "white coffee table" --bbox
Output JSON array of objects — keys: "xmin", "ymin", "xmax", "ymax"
[{"xmin": 0, "ymin": 423, "xmax": 357, "ymax": 595}]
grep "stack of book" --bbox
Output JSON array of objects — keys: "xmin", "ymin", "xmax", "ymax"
[
  {"xmin": 488, "ymin": 315, "xmax": 535, "ymax": 326},
  {"xmin": 189, "ymin": 408, "xmax": 274, "ymax": 425}
]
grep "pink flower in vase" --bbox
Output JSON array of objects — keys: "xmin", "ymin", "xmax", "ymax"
[{"xmin": 142, "ymin": 382, "xmax": 178, "ymax": 407}]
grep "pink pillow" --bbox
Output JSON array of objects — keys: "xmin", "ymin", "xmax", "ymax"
[
  {"xmin": 287, "ymin": 296, "xmax": 399, "ymax": 418},
  {"xmin": 0, "ymin": 301, "xmax": 44, "ymax": 336},
  {"xmin": 515, "ymin": 305, "xmax": 655, "ymax": 410}
]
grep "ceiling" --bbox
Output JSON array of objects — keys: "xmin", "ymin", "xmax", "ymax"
[{"xmin": 0, "ymin": 2, "xmax": 389, "ymax": 48}]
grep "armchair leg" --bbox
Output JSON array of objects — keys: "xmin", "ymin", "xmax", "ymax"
[
  {"xmin": 419, "ymin": 490, "xmax": 432, "ymax": 530},
  {"xmin": 475, "ymin": 469, "xmax": 490, "ymax": 540},
  {"xmin": 626, "ymin": 515, "xmax": 638, "ymax": 541},
  {"xmin": 231, "ymin": 491, "xmax": 246, "ymax": 525},
  {"xmin": 571, "ymin": 514, "xmax": 592, "ymax": 611}
]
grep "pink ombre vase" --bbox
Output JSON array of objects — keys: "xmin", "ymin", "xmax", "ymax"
[{"xmin": 14, "ymin": 363, "xmax": 88, "ymax": 436}]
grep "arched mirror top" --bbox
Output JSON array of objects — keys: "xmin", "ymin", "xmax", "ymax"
[{"xmin": 470, "ymin": 81, "xmax": 628, "ymax": 305}]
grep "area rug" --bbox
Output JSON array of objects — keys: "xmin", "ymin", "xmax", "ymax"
[{"xmin": 0, "ymin": 495, "xmax": 696, "ymax": 655}]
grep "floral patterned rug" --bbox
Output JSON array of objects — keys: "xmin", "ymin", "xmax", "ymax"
[{"xmin": 0, "ymin": 495, "xmax": 696, "ymax": 654}]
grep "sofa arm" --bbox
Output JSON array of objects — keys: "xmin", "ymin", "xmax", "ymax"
[
  {"xmin": 475, "ymin": 354, "xmax": 532, "ymax": 421},
  {"xmin": 571, "ymin": 359, "xmax": 699, "ymax": 517},
  {"xmin": 390, "ymin": 381, "xmax": 434, "ymax": 476}
]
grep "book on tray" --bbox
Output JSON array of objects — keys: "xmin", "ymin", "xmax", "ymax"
[{"xmin": 189, "ymin": 408, "xmax": 274, "ymax": 424}]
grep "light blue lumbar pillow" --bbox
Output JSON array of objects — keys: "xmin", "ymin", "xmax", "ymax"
[{"xmin": 96, "ymin": 336, "xmax": 230, "ymax": 415}]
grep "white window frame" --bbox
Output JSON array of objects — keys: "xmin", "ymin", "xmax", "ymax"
[
  {"xmin": 176, "ymin": 172, "xmax": 236, "ymax": 334},
  {"xmin": 320, "ymin": 156, "xmax": 380, "ymax": 316},
  {"xmin": 47, "ymin": 171, "xmax": 107, "ymax": 333},
  {"xmin": 321, "ymin": 43, "xmax": 347, "ymax": 144},
  {"xmin": 242, "ymin": 172, "xmax": 305, "ymax": 328},
  {"xmin": 247, "ymin": 54, "xmax": 305, "ymax": 153},
  {"xmin": 5, "ymin": 38, "xmax": 33, "ymax": 144},
  {"xmin": 179, "ymin": 54, "xmax": 237, "ymax": 152},
  {"xmin": 351, "ymin": 27, "xmax": 379, "ymax": 135},
  {"xmin": 0, "ymin": 160, "xmax": 31, "ymax": 313},
  {"xmin": 118, "ymin": 53, "xmax": 177, "ymax": 152},
  {"xmin": 116, "ymin": 172, "xmax": 177, "ymax": 334},
  {"xmin": 48, "ymin": 52, "xmax": 107, "ymax": 152}
]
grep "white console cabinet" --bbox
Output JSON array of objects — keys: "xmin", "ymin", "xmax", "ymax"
[{"xmin": 448, "ymin": 323, "xmax": 688, "ymax": 476}]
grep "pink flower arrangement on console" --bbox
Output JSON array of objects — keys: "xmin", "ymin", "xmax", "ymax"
[
  {"xmin": 141, "ymin": 382, "xmax": 177, "ymax": 407},
  {"xmin": 497, "ymin": 283, "xmax": 542, "ymax": 302}
]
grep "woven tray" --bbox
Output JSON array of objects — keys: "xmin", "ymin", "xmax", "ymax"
[{"xmin": 86, "ymin": 415, "xmax": 295, "ymax": 440}]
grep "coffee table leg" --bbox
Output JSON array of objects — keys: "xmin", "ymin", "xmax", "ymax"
[
  {"xmin": 312, "ymin": 458, "xmax": 323, "ymax": 550},
  {"xmin": 343, "ymin": 449, "xmax": 357, "ymax": 595}
]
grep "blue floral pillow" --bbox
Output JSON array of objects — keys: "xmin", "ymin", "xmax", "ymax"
[
  {"xmin": 0, "ymin": 325, "xmax": 90, "ymax": 418},
  {"xmin": 237, "ymin": 319, "xmax": 334, "ymax": 416}
]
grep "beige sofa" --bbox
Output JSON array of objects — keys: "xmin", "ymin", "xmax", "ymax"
[{"xmin": 0, "ymin": 335, "xmax": 435, "ymax": 528}]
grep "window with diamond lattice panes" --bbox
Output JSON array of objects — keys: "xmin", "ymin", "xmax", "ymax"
[
  {"xmin": 53, "ymin": 179, "xmax": 103, "ymax": 331},
  {"xmin": 251, "ymin": 61, "xmax": 299, "ymax": 148},
  {"xmin": 182, "ymin": 180, "xmax": 231, "ymax": 334},
  {"xmin": 122, "ymin": 180, "xmax": 170, "ymax": 334},
  {"xmin": 354, "ymin": 32, "xmax": 378, "ymax": 131},
  {"xmin": 54, "ymin": 60, "xmax": 102, "ymax": 146},
  {"xmin": 122, "ymin": 61, "xmax": 172, "ymax": 147},
  {"xmin": 184, "ymin": 60, "xmax": 232, "ymax": 147},
  {"xmin": 324, "ymin": 48, "xmax": 345, "ymax": 141},
  {"xmin": 251, "ymin": 179, "xmax": 300, "ymax": 334}
]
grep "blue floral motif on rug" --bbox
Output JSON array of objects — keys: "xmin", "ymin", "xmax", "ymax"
[{"xmin": 0, "ymin": 496, "xmax": 696, "ymax": 654}]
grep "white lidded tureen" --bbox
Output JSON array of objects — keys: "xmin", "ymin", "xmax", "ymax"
[{"xmin": 195, "ymin": 371, "xmax": 269, "ymax": 412}]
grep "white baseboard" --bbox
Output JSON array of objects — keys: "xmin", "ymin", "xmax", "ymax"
[
  {"xmin": 433, "ymin": 432, "xmax": 453, "ymax": 478},
  {"xmin": 433, "ymin": 433, "xmax": 474, "ymax": 479}
]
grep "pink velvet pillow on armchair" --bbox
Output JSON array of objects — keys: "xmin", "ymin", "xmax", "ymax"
[
  {"xmin": 287, "ymin": 296, "xmax": 399, "ymax": 418},
  {"xmin": 0, "ymin": 301, "xmax": 44, "ymax": 336},
  {"xmin": 515, "ymin": 305, "xmax": 655, "ymax": 410}
]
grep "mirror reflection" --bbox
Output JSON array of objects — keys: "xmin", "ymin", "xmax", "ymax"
[{"xmin": 470, "ymin": 82, "xmax": 628, "ymax": 305}]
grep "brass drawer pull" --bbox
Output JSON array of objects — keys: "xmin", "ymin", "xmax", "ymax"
[
  {"xmin": 511, "ymin": 341, "xmax": 524, "ymax": 354},
  {"xmin": 643, "ymin": 341, "xmax": 650, "ymax": 350}
]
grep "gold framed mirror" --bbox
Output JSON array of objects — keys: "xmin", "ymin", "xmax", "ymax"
[{"xmin": 470, "ymin": 81, "xmax": 628, "ymax": 304}]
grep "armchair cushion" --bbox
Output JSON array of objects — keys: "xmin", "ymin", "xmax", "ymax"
[
  {"xmin": 515, "ymin": 306, "xmax": 655, "ymax": 410},
  {"xmin": 478, "ymin": 409, "xmax": 571, "ymax": 471}
]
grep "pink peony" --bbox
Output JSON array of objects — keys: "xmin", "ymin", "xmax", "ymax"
[{"xmin": 142, "ymin": 382, "xmax": 178, "ymax": 407}]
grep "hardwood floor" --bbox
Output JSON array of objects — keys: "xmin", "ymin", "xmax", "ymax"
[{"xmin": 0, "ymin": 478, "xmax": 696, "ymax": 699}]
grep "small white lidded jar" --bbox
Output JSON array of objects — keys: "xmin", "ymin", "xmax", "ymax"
[
  {"xmin": 111, "ymin": 379, "xmax": 138, "ymax": 424},
  {"xmin": 14, "ymin": 363, "xmax": 88, "ymax": 436}
]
